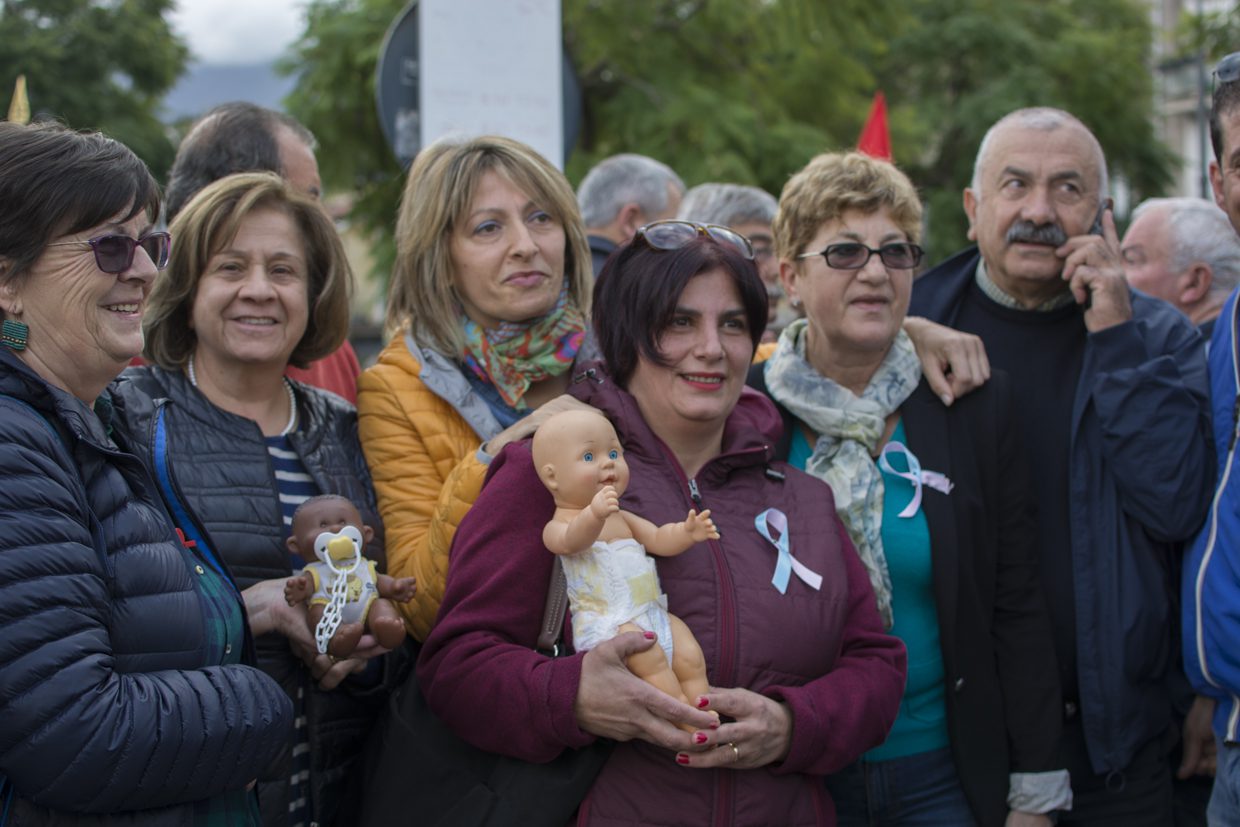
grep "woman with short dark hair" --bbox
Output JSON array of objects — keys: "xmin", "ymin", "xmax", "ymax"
[
  {"xmin": 109, "ymin": 171, "xmax": 388, "ymax": 827},
  {"xmin": 418, "ymin": 222, "xmax": 907, "ymax": 825},
  {"xmin": 0, "ymin": 121, "xmax": 291, "ymax": 823}
]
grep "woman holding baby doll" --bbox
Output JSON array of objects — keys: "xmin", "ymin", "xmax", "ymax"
[
  {"xmin": 418, "ymin": 220, "xmax": 907, "ymax": 825},
  {"xmin": 109, "ymin": 172, "xmax": 395, "ymax": 827}
]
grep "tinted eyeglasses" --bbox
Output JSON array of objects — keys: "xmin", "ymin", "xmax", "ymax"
[
  {"xmin": 1216, "ymin": 52, "xmax": 1240, "ymax": 87},
  {"xmin": 796, "ymin": 241, "xmax": 924, "ymax": 271},
  {"xmin": 46, "ymin": 231, "xmax": 172, "ymax": 274},
  {"xmin": 635, "ymin": 220, "xmax": 755, "ymax": 260}
]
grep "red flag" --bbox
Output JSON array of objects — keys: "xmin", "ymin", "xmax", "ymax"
[{"xmin": 857, "ymin": 91, "xmax": 892, "ymax": 162}]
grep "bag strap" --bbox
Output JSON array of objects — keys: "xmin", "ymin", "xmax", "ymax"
[{"xmin": 536, "ymin": 557, "xmax": 569, "ymax": 656}]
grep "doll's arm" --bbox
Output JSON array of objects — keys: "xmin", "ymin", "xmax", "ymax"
[
  {"xmin": 626, "ymin": 508, "xmax": 719, "ymax": 557},
  {"xmin": 284, "ymin": 572, "xmax": 315, "ymax": 606},
  {"xmin": 543, "ymin": 486, "xmax": 619, "ymax": 555},
  {"xmin": 377, "ymin": 573, "xmax": 417, "ymax": 603}
]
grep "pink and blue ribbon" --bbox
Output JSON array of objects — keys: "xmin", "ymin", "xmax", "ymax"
[{"xmin": 755, "ymin": 508, "xmax": 824, "ymax": 595}]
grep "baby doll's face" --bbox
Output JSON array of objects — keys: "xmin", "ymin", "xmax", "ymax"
[
  {"xmin": 542, "ymin": 413, "xmax": 630, "ymax": 507},
  {"xmin": 288, "ymin": 497, "xmax": 372, "ymax": 557}
]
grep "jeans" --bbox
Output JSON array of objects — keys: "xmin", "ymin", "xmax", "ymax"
[
  {"xmin": 1209, "ymin": 737, "xmax": 1240, "ymax": 827},
  {"xmin": 825, "ymin": 747, "xmax": 976, "ymax": 826}
]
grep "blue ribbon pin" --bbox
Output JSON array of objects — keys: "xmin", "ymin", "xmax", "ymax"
[{"xmin": 755, "ymin": 508, "xmax": 823, "ymax": 595}]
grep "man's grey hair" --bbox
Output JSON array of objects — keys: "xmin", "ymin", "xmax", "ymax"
[
  {"xmin": 970, "ymin": 107, "xmax": 1109, "ymax": 200},
  {"xmin": 1132, "ymin": 197, "xmax": 1240, "ymax": 296},
  {"xmin": 677, "ymin": 183, "xmax": 777, "ymax": 227},
  {"xmin": 577, "ymin": 153, "xmax": 685, "ymax": 228}
]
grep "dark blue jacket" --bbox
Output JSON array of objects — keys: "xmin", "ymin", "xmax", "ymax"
[
  {"xmin": 0, "ymin": 348, "xmax": 291, "ymax": 821},
  {"xmin": 910, "ymin": 247, "xmax": 1213, "ymax": 775},
  {"xmin": 108, "ymin": 365, "xmax": 396, "ymax": 827},
  {"xmin": 1183, "ymin": 287, "xmax": 1240, "ymax": 743}
]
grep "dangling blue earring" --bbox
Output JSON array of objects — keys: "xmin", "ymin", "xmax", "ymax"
[{"xmin": 1, "ymin": 318, "xmax": 28, "ymax": 351}]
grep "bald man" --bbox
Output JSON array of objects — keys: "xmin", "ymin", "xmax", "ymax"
[{"xmin": 911, "ymin": 107, "xmax": 1211, "ymax": 825}]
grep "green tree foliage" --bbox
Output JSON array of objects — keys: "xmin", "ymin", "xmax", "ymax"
[
  {"xmin": 281, "ymin": 0, "xmax": 406, "ymax": 276},
  {"xmin": 562, "ymin": 0, "xmax": 893, "ymax": 195},
  {"xmin": 1178, "ymin": 1, "xmax": 1240, "ymax": 62},
  {"xmin": 876, "ymin": 0, "xmax": 1176, "ymax": 259},
  {"xmin": 0, "ymin": 0, "xmax": 189, "ymax": 179},
  {"xmin": 285, "ymin": 0, "xmax": 1173, "ymax": 271}
]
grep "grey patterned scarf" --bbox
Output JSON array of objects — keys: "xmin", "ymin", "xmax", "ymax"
[{"xmin": 763, "ymin": 318, "xmax": 921, "ymax": 627}]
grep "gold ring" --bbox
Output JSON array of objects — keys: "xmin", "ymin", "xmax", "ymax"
[
  {"xmin": 328, "ymin": 654, "xmax": 341, "ymax": 664},
  {"xmin": 730, "ymin": 742, "xmax": 739, "ymax": 763}
]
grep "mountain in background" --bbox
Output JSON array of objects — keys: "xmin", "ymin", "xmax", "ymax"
[{"xmin": 162, "ymin": 61, "xmax": 297, "ymax": 121}]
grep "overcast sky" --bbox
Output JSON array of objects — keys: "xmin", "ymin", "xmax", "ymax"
[{"xmin": 171, "ymin": 0, "xmax": 308, "ymax": 65}]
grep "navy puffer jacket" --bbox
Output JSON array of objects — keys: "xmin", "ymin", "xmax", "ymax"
[
  {"xmin": 108, "ymin": 365, "xmax": 395, "ymax": 827},
  {"xmin": 0, "ymin": 348, "xmax": 292, "ymax": 822}
]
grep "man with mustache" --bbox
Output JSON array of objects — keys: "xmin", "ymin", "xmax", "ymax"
[{"xmin": 910, "ymin": 107, "xmax": 1212, "ymax": 826}]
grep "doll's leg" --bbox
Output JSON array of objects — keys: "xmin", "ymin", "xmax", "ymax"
[
  {"xmin": 327, "ymin": 622, "xmax": 365, "ymax": 658},
  {"xmin": 618, "ymin": 621, "xmax": 689, "ymax": 705},
  {"xmin": 307, "ymin": 603, "xmax": 362, "ymax": 657},
  {"xmin": 668, "ymin": 613, "xmax": 710, "ymax": 702},
  {"xmin": 365, "ymin": 598, "xmax": 407, "ymax": 649}
]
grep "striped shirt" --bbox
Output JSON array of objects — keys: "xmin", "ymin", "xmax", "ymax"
[{"xmin": 266, "ymin": 433, "xmax": 318, "ymax": 827}]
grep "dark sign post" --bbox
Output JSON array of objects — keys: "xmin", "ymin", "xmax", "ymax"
[{"xmin": 374, "ymin": 0, "xmax": 581, "ymax": 169}]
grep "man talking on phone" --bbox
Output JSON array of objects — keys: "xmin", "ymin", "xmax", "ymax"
[{"xmin": 910, "ymin": 107, "xmax": 1212, "ymax": 826}]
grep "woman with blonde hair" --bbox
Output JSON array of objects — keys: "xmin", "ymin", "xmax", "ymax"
[{"xmin": 358, "ymin": 135, "xmax": 595, "ymax": 641}]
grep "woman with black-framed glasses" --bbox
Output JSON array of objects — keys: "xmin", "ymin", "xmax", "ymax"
[
  {"xmin": 748, "ymin": 151, "xmax": 1070, "ymax": 826},
  {"xmin": 0, "ymin": 121, "xmax": 291, "ymax": 822}
]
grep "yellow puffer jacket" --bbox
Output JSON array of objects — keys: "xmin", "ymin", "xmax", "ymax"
[{"xmin": 358, "ymin": 336, "xmax": 489, "ymax": 641}]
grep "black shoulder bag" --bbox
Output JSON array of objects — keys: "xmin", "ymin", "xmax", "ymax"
[{"xmin": 356, "ymin": 559, "xmax": 612, "ymax": 827}]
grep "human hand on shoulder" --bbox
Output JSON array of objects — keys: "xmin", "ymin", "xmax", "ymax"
[
  {"xmin": 483, "ymin": 395, "xmax": 600, "ymax": 455},
  {"xmin": 903, "ymin": 316, "xmax": 990, "ymax": 406}
]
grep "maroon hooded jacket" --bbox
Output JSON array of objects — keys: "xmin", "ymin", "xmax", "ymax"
[{"xmin": 418, "ymin": 368, "xmax": 906, "ymax": 826}]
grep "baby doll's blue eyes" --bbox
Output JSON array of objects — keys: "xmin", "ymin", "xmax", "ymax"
[
  {"xmin": 608, "ymin": 450, "xmax": 619, "ymax": 460},
  {"xmin": 583, "ymin": 452, "xmax": 594, "ymax": 462}
]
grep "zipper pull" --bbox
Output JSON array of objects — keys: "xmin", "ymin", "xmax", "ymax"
[{"xmin": 687, "ymin": 478, "xmax": 703, "ymax": 508}]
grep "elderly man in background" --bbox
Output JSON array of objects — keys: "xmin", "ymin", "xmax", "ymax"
[
  {"xmin": 164, "ymin": 102, "xmax": 362, "ymax": 402},
  {"xmin": 677, "ymin": 182, "xmax": 798, "ymax": 339},
  {"xmin": 911, "ymin": 106, "xmax": 1212, "ymax": 826},
  {"xmin": 1184, "ymin": 51, "xmax": 1240, "ymax": 827},
  {"xmin": 576, "ymin": 153, "xmax": 685, "ymax": 275},
  {"xmin": 1121, "ymin": 197, "xmax": 1240, "ymax": 337}
]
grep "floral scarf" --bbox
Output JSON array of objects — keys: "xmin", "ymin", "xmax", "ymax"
[
  {"xmin": 459, "ymin": 284, "xmax": 586, "ymax": 410},
  {"xmin": 763, "ymin": 318, "xmax": 921, "ymax": 627}
]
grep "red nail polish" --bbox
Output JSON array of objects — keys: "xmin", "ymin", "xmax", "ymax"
[
  {"xmin": 709, "ymin": 720, "xmax": 720, "ymax": 729},
  {"xmin": 696, "ymin": 697, "xmax": 709, "ymax": 709},
  {"xmin": 694, "ymin": 733, "xmax": 707, "ymax": 744},
  {"xmin": 675, "ymin": 753, "xmax": 690, "ymax": 765},
  {"xmin": 643, "ymin": 631, "xmax": 655, "ymax": 639}
]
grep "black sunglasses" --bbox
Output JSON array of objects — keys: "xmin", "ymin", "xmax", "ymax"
[
  {"xmin": 636, "ymin": 220, "xmax": 755, "ymax": 260},
  {"xmin": 796, "ymin": 241, "xmax": 924, "ymax": 271},
  {"xmin": 46, "ymin": 231, "xmax": 172, "ymax": 274},
  {"xmin": 1216, "ymin": 52, "xmax": 1240, "ymax": 87}
]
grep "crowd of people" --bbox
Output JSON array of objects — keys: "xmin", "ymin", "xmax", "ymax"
[{"xmin": 0, "ymin": 49, "xmax": 1238, "ymax": 827}]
